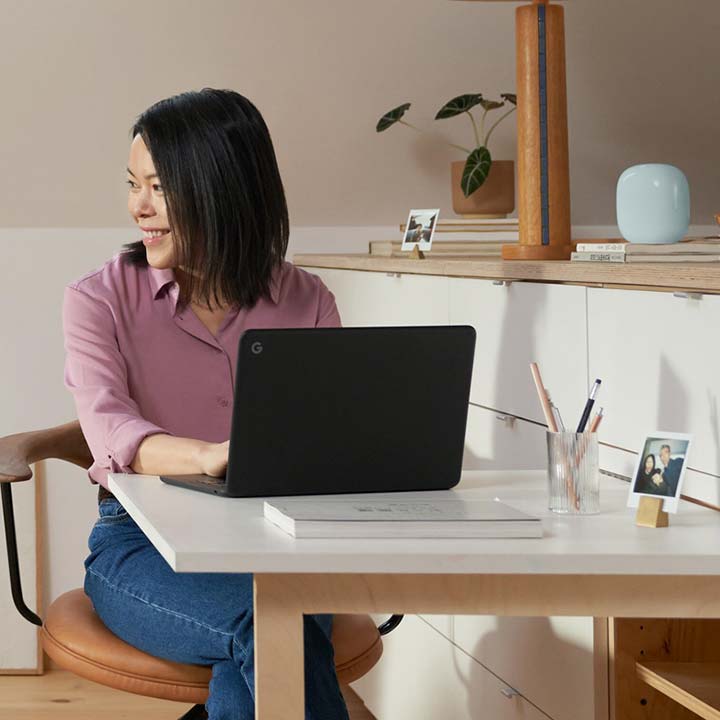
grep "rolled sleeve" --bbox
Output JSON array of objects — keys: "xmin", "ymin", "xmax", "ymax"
[
  {"xmin": 62, "ymin": 285, "xmax": 170, "ymax": 479},
  {"xmin": 315, "ymin": 278, "xmax": 342, "ymax": 328}
]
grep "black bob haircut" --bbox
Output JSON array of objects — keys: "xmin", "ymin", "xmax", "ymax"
[{"xmin": 121, "ymin": 88, "xmax": 289, "ymax": 310}]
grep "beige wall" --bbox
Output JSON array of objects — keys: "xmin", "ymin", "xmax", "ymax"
[{"xmin": 0, "ymin": 0, "xmax": 717, "ymax": 229}]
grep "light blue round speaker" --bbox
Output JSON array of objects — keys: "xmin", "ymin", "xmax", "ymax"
[{"xmin": 616, "ymin": 164, "xmax": 690, "ymax": 244}]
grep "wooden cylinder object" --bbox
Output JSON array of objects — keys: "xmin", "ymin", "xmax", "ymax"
[{"xmin": 503, "ymin": 1, "xmax": 573, "ymax": 260}]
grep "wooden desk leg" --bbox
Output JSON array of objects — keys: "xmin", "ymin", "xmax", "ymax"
[{"xmin": 253, "ymin": 574, "xmax": 305, "ymax": 720}]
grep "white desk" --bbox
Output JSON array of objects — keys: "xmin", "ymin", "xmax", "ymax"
[{"xmin": 109, "ymin": 470, "xmax": 720, "ymax": 719}]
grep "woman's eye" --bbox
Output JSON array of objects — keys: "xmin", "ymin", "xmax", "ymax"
[{"xmin": 125, "ymin": 180, "xmax": 163, "ymax": 193}]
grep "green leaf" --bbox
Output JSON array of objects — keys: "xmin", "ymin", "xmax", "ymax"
[
  {"xmin": 434, "ymin": 94, "xmax": 483, "ymax": 120},
  {"xmin": 461, "ymin": 146, "xmax": 492, "ymax": 197},
  {"xmin": 376, "ymin": 103, "xmax": 412, "ymax": 132},
  {"xmin": 480, "ymin": 99, "xmax": 505, "ymax": 111},
  {"xmin": 500, "ymin": 93, "xmax": 517, "ymax": 105}
]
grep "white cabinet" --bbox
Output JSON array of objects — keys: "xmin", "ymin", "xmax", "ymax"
[
  {"xmin": 350, "ymin": 615, "xmax": 549, "ymax": 720},
  {"xmin": 309, "ymin": 267, "xmax": 449, "ymax": 327},
  {"xmin": 449, "ymin": 278, "xmax": 589, "ymax": 427},
  {"xmin": 588, "ymin": 288, "xmax": 720, "ymax": 480},
  {"xmin": 422, "ymin": 614, "xmax": 601, "ymax": 720},
  {"xmin": 463, "ymin": 403, "xmax": 547, "ymax": 471}
]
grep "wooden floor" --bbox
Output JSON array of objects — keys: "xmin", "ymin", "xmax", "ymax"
[{"xmin": 0, "ymin": 670, "xmax": 376, "ymax": 720}]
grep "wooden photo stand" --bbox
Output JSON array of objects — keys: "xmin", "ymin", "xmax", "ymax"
[
  {"xmin": 406, "ymin": 245, "xmax": 425, "ymax": 260},
  {"xmin": 635, "ymin": 496, "xmax": 669, "ymax": 528}
]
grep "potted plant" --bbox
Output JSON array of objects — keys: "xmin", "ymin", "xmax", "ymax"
[{"xmin": 376, "ymin": 93, "xmax": 517, "ymax": 217}]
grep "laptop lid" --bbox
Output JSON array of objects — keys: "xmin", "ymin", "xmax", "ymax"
[{"xmin": 224, "ymin": 325, "xmax": 476, "ymax": 497}]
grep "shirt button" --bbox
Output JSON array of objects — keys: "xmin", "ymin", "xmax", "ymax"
[{"xmin": 218, "ymin": 399, "xmax": 229, "ymax": 407}]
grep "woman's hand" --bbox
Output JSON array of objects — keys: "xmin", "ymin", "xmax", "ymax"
[{"xmin": 197, "ymin": 440, "xmax": 230, "ymax": 477}]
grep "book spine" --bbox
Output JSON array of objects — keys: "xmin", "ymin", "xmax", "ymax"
[
  {"xmin": 625, "ymin": 254, "xmax": 720, "ymax": 263},
  {"xmin": 575, "ymin": 243, "xmax": 626, "ymax": 253},
  {"xmin": 570, "ymin": 251, "xmax": 626, "ymax": 263}
]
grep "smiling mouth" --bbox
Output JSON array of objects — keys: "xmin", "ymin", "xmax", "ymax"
[{"xmin": 142, "ymin": 229, "xmax": 170, "ymax": 246}]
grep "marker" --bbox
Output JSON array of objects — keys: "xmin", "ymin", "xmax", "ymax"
[{"xmin": 576, "ymin": 379, "xmax": 601, "ymax": 433}]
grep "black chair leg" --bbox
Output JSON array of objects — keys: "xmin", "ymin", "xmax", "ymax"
[{"xmin": 177, "ymin": 704, "xmax": 208, "ymax": 720}]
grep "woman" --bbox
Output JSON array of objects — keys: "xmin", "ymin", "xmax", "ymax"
[
  {"xmin": 62, "ymin": 89, "xmax": 349, "ymax": 720},
  {"xmin": 634, "ymin": 453, "xmax": 666, "ymax": 495}
]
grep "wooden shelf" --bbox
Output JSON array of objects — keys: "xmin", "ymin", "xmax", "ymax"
[
  {"xmin": 292, "ymin": 253, "xmax": 720, "ymax": 294},
  {"xmin": 637, "ymin": 662, "xmax": 720, "ymax": 720}
]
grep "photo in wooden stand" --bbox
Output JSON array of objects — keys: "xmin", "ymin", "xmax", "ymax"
[
  {"xmin": 401, "ymin": 208, "xmax": 439, "ymax": 252},
  {"xmin": 626, "ymin": 432, "xmax": 692, "ymax": 514}
]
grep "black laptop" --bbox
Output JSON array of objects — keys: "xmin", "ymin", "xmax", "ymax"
[{"xmin": 160, "ymin": 325, "xmax": 476, "ymax": 497}]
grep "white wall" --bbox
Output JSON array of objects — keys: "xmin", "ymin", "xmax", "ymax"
[{"xmin": 0, "ymin": 0, "xmax": 717, "ymax": 227}]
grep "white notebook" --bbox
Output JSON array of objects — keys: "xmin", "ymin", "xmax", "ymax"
[{"xmin": 263, "ymin": 497, "xmax": 542, "ymax": 539}]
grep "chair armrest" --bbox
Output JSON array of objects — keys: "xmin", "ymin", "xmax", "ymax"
[
  {"xmin": 1, "ymin": 483, "xmax": 42, "ymax": 625},
  {"xmin": 0, "ymin": 421, "xmax": 86, "ymax": 625},
  {"xmin": 378, "ymin": 615, "xmax": 404, "ymax": 635},
  {"xmin": 0, "ymin": 420, "xmax": 93, "ymax": 483}
]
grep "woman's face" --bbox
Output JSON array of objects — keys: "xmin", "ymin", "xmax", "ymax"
[
  {"xmin": 127, "ymin": 134, "xmax": 176, "ymax": 269},
  {"xmin": 645, "ymin": 455, "xmax": 654, "ymax": 473}
]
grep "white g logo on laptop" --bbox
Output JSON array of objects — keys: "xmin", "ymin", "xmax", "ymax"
[{"xmin": 251, "ymin": 341, "xmax": 263, "ymax": 355}]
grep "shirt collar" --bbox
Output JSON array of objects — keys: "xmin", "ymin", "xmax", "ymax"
[{"xmin": 147, "ymin": 263, "xmax": 282, "ymax": 305}]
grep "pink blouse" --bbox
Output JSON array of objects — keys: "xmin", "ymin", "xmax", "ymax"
[{"xmin": 62, "ymin": 253, "xmax": 342, "ymax": 489}]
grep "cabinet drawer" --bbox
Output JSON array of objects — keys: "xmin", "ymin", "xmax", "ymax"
[
  {"xmin": 449, "ymin": 278, "xmax": 588, "ymax": 426},
  {"xmin": 351, "ymin": 614, "xmax": 548, "ymax": 720},
  {"xmin": 588, "ymin": 288, "xmax": 720, "ymax": 479},
  {"xmin": 463, "ymin": 403, "xmax": 547, "ymax": 471},
  {"xmin": 422, "ymin": 614, "xmax": 601, "ymax": 720},
  {"xmin": 307, "ymin": 267, "xmax": 449, "ymax": 327}
]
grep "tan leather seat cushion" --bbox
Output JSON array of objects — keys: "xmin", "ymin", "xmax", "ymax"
[{"xmin": 42, "ymin": 589, "xmax": 382, "ymax": 702}]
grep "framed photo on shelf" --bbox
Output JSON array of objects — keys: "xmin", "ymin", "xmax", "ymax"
[
  {"xmin": 627, "ymin": 431, "xmax": 692, "ymax": 513},
  {"xmin": 401, "ymin": 208, "xmax": 439, "ymax": 252}
]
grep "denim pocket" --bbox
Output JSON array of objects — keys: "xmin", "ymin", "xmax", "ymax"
[{"xmin": 95, "ymin": 498, "xmax": 131, "ymax": 524}]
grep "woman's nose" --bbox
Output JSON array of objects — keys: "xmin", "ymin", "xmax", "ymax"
[{"xmin": 131, "ymin": 188, "xmax": 156, "ymax": 218}]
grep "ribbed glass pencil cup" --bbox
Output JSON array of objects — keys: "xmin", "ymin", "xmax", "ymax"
[{"xmin": 546, "ymin": 431, "xmax": 600, "ymax": 514}]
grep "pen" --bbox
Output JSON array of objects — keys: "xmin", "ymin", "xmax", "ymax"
[
  {"xmin": 547, "ymin": 392, "xmax": 566, "ymax": 431},
  {"xmin": 530, "ymin": 362, "xmax": 558, "ymax": 432},
  {"xmin": 576, "ymin": 379, "xmax": 602, "ymax": 433}
]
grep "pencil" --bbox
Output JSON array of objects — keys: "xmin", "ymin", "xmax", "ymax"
[
  {"xmin": 589, "ymin": 407, "xmax": 604, "ymax": 433},
  {"xmin": 530, "ymin": 362, "xmax": 558, "ymax": 432}
]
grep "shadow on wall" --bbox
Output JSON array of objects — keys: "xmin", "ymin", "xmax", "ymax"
[
  {"xmin": 456, "ymin": 616, "xmax": 595, "ymax": 720},
  {"xmin": 709, "ymin": 390, "xmax": 720, "ymax": 479},
  {"xmin": 657, "ymin": 354, "xmax": 688, "ymax": 434},
  {"xmin": 462, "ymin": 283, "xmax": 548, "ymax": 471}
]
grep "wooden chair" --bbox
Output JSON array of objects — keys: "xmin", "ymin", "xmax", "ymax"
[{"xmin": 0, "ymin": 421, "xmax": 403, "ymax": 719}]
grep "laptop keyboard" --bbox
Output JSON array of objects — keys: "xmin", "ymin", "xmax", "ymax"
[{"xmin": 194, "ymin": 474, "xmax": 226, "ymax": 486}]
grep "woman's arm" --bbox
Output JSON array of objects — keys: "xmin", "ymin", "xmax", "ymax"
[
  {"xmin": 63, "ymin": 285, "xmax": 228, "ymax": 478},
  {"xmin": 131, "ymin": 435, "xmax": 229, "ymax": 477},
  {"xmin": 315, "ymin": 277, "xmax": 342, "ymax": 327}
]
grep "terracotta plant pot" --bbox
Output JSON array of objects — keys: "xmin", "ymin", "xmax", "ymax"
[{"xmin": 451, "ymin": 159, "xmax": 515, "ymax": 218}]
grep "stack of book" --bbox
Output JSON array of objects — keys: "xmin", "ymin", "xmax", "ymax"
[
  {"xmin": 571, "ymin": 238, "xmax": 720, "ymax": 264},
  {"xmin": 370, "ymin": 217, "xmax": 519, "ymax": 257}
]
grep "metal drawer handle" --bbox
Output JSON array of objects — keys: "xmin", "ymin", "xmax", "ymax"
[
  {"xmin": 501, "ymin": 687, "xmax": 521, "ymax": 699},
  {"xmin": 673, "ymin": 291, "xmax": 702, "ymax": 300},
  {"xmin": 492, "ymin": 280, "xmax": 512, "ymax": 287},
  {"xmin": 495, "ymin": 414, "xmax": 517, "ymax": 429},
  {"xmin": 385, "ymin": 272, "xmax": 401, "ymax": 278}
]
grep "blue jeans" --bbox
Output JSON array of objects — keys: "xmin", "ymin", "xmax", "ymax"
[{"xmin": 84, "ymin": 498, "xmax": 350, "ymax": 720}]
